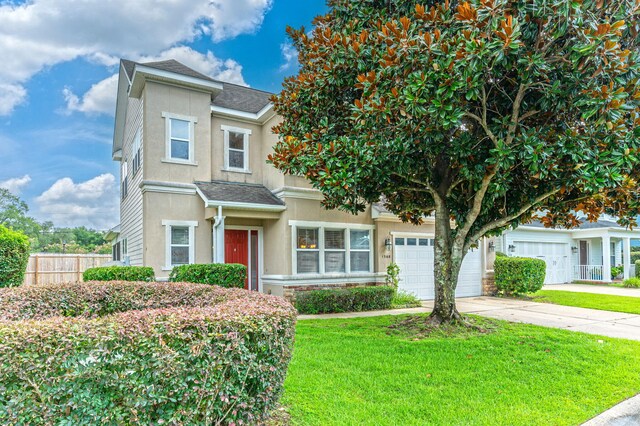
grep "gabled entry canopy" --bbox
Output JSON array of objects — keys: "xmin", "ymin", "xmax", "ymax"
[{"xmin": 195, "ymin": 181, "xmax": 286, "ymax": 212}]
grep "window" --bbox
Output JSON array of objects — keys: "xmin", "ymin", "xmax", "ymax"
[
  {"xmin": 325, "ymin": 229, "xmax": 346, "ymax": 273},
  {"xmin": 611, "ymin": 242, "xmax": 616, "ymax": 266},
  {"xmin": 162, "ymin": 112, "xmax": 197, "ymax": 163},
  {"xmin": 121, "ymin": 160, "xmax": 128, "ymax": 199},
  {"xmin": 222, "ymin": 125, "xmax": 251, "ymax": 172},
  {"xmin": 162, "ymin": 220, "xmax": 198, "ymax": 269},
  {"xmin": 296, "ymin": 228, "xmax": 319, "ymax": 273},
  {"xmin": 350, "ymin": 230, "xmax": 371, "ymax": 272},
  {"xmin": 122, "ymin": 238, "xmax": 128, "ymax": 258},
  {"xmin": 131, "ymin": 129, "xmax": 142, "ymax": 175},
  {"xmin": 112, "ymin": 241, "xmax": 121, "ymax": 262},
  {"xmin": 292, "ymin": 222, "xmax": 374, "ymax": 274}
]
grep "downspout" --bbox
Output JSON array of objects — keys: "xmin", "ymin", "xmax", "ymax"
[{"xmin": 212, "ymin": 205, "xmax": 225, "ymax": 263}]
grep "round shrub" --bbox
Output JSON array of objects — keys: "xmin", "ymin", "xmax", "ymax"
[
  {"xmin": 494, "ymin": 256, "xmax": 546, "ymax": 295},
  {"xmin": 0, "ymin": 281, "xmax": 296, "ymax": 424},
  {"xmin": 0, "ymin": 225, "xmax": 30, "ymax": 288},
  {"xmin": 83, "ymin": 265, "xmax": 155, "ymax": 282},
  {"xmin": 623, "ymin": 277, "xmax": 640, "ymax": 288}
]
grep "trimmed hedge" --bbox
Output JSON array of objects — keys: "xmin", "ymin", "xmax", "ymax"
[
  {"xmin": 0, "ymin": 281, "xmax": 296, "ymax": 424},
  {"xmin": 494, "ymin": 256, "xmax": 546, "ymax": 295},
  {"xmin": 295, "ymin": 286, "xmax": 395, "ymax": 314},
  {"xmin": 169, "ymin": 263, "xmax": 247, "ymax": 288},
  {"xmin": 0, "ymin": 225, "xmax": 30, "ymax": 287},
  {"xmin": 83, "ymin": 265, "xmax": 155, "ymax": 282}
]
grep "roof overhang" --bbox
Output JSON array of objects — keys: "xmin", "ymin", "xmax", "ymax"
[
  {"xmin": 195, "ymin": 186, "xmax": 286, "ymax": 212},
  {"xmin": 112, "ymin": 63, "xmax": 131, "ymax": 160},
  {"xmin": 210, "ymin": 103, "xmax": 275, "ymax": 124},
  {"xmin": 129, "ymin": 65, "xmax": 223, "ymax": 99},
  {"xmin": 104, "ymin": 225, "xmax": 120, "ymax": 242}
]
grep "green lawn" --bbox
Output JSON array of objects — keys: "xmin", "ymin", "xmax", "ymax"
[
  {"xmin": 533, "ymin": 290, "xmax": 640, "ymax": 315},
  {"xmin": 283, "ymin": 315, "xmax": 640, "ymax": 426}
]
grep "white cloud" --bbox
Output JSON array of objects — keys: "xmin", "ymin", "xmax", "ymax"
[
  {"xmin": 35, "ymin": 174, "xmax": 119, "ymax": 229},
  {"xmin": 0, "ymin": 83, "xmax": 26, "ymax": 115},
  {"xmin": 63, "ymin": 74, "xmax": 118, "ymax": 116},
  {"xmin": 0, "ymin": 0, "xmax": 272, "ymax": 115},
  {"xmin": 279, "ymin": 42, "xmax": 298, "ymax": 72},
  {"xmin": 0, "ymin": 174, "xmax": 31, "ymax": 194},
  {"xmin": 65, "ymin": 47, "xmax": 247, "ymax": 116}
]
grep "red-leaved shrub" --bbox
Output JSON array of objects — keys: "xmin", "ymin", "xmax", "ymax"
[{"xmin": 0, "ymin": 281, "xmax": 296, "ymax": 425}]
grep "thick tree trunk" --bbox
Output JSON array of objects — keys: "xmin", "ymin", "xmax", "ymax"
[{"xmin": 429, "ymin": 208, "xmax": 465, "ymax": 324}]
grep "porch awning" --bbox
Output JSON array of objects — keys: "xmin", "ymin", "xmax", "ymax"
[{"xmin": 195, "ymin": 181, "xmax": 286, "ymax": 212}]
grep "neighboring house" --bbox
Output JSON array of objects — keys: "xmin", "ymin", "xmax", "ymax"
[
  {"xmin": 497, "ymin": 219, "xmax": 638, "ymax": 284},
  {"xmin": 110, "ymin": 58, "xmax": 635, "ymax": 300},
  {"xmin": 110, "ymin": 58, "xmax": 495, "ymax": 300}
]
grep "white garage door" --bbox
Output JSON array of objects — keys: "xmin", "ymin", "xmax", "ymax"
[
  {"xmin": 512, "ymin": 241, "xmax": 569, "ymax": 285},
  {"xmin": 394, "ymin": 237, "xmax": 482, "ymax": 300}
]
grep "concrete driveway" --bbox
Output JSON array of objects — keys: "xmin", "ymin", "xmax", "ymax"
[
  {"xmin": 543, "ymin": 283, "xmax": 640, "ymax": 298},
  {"xmin": 299, "ymin": 296, "xmax": 640, "ymax": 341}
]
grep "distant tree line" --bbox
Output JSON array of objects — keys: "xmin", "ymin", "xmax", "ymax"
[{"xmin": 0, "ymin": 188, "xmax": 111, "ymax": 254}]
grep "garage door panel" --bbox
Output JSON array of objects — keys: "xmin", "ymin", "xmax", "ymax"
[{"xmin": 395, "ymin": 238, "xmax": 481, "ymax": 300}]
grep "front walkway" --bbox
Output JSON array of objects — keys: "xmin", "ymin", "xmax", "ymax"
[
  {"xmin": 543, "ymin": 283, "xmax": 640, "ymax": 298},
  {"xmin": 299, "ymin": 297, "xmax": 640, "ymax": 341}
]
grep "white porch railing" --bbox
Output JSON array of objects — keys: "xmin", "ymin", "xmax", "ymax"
[
  {"xmin": 631, "ymin": 264, "xmax": 636, "ymax": 279},
  {"xmin": 573, "ymin": 265, "xmax": 604, "ymax": 281}
]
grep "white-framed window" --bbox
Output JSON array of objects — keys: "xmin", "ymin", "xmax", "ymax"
[
  {"xmin": 291, "ymin": 221, "xmax": 374, "ymax": 275},
  {"xmin": 222, "ymin": 125, "xmax": 251, "ymax": 172},
  {"xmin": 121, "ymin": 160, "xmax": 128, "ymax": 199},
  {"xmin": 162, "ymin": 220, "xmax": 198, "ymax": 269},
  {"xmin": 162, "ymin": 112, "xmax": 197, "ymax": 164},
  {"xmin": 131, "ymin": 129, "xmax": 142, "ymax": 175},
  {"xmin": 112, "ymin": 241, "xmax": 121, "ymax": 262}
]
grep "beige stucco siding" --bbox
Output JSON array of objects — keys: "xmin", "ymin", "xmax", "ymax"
[
  {"xmin": 119, "ymin": 95, "xmax": 144, "ymax": 265},
  {"xmin": 261, "ymin": 115, "xmax": 285, "ymax": 191},
  {"xmin": 143, "ymin": 81, "xmax": 212, "ymax": 183},
  {"xmin": 143, "ymin": 191, "xmax": 212, "ymax": 279}
]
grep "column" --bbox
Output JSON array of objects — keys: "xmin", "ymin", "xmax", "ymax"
[
  {"xmin": 602, "ymin": 235, "xmax": 611, "ymax": 282},
  {"xmin": 623, "ymin": 237, "xmax": 631, "ymax": 280}
]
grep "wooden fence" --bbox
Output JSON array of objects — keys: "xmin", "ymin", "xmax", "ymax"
[{"xmin": 23, "ymin": 253, "xmax": 111, "ymax": 286}]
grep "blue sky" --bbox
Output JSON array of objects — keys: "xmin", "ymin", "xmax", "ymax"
[{"xmin": 0, "ymin": 0, "xmax": 328, "ymax": 229}]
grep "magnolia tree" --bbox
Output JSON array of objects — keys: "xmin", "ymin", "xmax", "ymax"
[{"xmin": 269, "ymin": 0, "xmax": 640, "ymax": 324}]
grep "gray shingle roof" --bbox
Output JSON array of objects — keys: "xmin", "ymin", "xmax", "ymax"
[
  {"xmin": 212, "ymin": 82, "xmax": 273, "ymax": 114},
  {"xmin": 195, "ymin": 181, "xmax": 285, "ymax": 207},
  {"xmin": 120, "ymin": 58, "xmax": 273, "ymax": 114}
]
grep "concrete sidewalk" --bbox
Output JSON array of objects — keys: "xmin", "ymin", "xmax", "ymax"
[
  {"xmin": 543, "ymin": 283, "xmax": 640, "ymax": 298},
  {"xmin": 299, "ymin": 296, "xmax": 640, "ymax": 341},
  {"xmin": 582, "ymin": 393, "xmax": 640, "ymax": 426}
]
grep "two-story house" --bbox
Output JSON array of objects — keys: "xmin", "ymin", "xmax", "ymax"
[{"xmin": 109, "ymin": 58, "xmax": 497, "ymax": 300}]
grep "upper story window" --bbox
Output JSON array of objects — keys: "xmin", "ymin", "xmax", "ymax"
[
  {"xmin": 162, "ymin": 112, "xmax": 197, "ymax": 165},
  {"xmin": 121, "ymin": 160, "xmax": 128, "ymax": 199},
  {"xmin": 131, "ymin": 129, "xmax": 142, "ymax": 175},
  {"xmin": 222, "ymin": 125, "xmax": 251, "ymax": 173}
]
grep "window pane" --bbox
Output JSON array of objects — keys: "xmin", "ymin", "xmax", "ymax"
[
  {"xmin": 171, "ymin": 227, "xmax": 189, "ymax": 245},
  {"xmin": 228, "ymin": 150, "xmax": 244, "ymax": 169},
  {"xmin": 350, "ymin": 230, "xmax": 370, "ymax": 249},
  {"xmin": 171, "ymin": 246, "xmax": 189, "ymax": 265},
  {"xmin": 297, "ymin": 228, "xmax": 318, "ymax": 249},
  {"xmin": 407, "ymin": 238, "xmax": 417, "ymax": 246},
  {"xmin": 350, "ymin": 251, "xmax": 370, "ymax": 272},
  {"xmin": 297, "ymin": 251, "xmax": 319, "ymax": 273},
  {"xmin": 171, "ymin": 119, "xmax": 189, "ymax": 140},
  {"xmin": 325, "ymin": 229, "xmax": 345, "ymax": 249},
  {"xmin": 229, "ymin": 132, "xmax": 244, "ymax": 150},
  {"xmin": 419, "ymin": 238, "xmax": 429, "ymax": 246},
  {"xmin": 395, "ymin": 238, "xmax": 404, "ymax": 246},
  {"xmin": 171, "ymin": 139, "xmax": 189, "ymax": 160},
  {"xmin": 325, "ymin": 251, "xmax": 345, "ymax": 273}
]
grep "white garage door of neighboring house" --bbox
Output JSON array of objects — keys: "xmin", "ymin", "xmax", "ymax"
[
  {"xmin": 513, "ymin": 241, "xmax": 569, "ymax": 285},
  {"xmin": 394, "ymin": 237, "xmax": 482, "ymax": 300}
]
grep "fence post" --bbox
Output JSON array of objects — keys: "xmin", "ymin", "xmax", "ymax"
[
  {"xmin": 77, "ymin": 256, "xmax": 81, "ymax": 282},
  {"xmin": 34, "ymin": 255, "xmax": 39, "ymax": 285}
]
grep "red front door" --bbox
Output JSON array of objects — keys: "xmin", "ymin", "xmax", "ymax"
[{"xmin": 225, "ymin": 230, "xmax": 249, "ymax": 289}]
